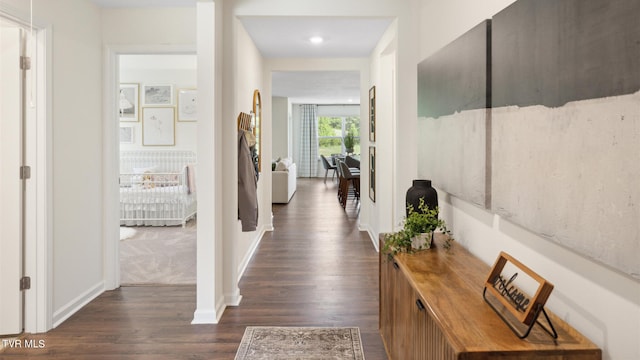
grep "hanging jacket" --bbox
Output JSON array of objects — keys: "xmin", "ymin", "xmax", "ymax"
[{"xmin": 238, "ymin": 130, "xmax": 258, "ymax": 232}]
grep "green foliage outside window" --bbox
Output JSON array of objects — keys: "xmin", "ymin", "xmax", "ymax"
[{"xmin": 318, "ymin": 116, "xmax": 360, "ymax": 157}]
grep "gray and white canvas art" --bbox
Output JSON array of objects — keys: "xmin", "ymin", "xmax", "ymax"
[
  {"xmin": 418, "ymin": 0, "xmax": 640, "ymax": 280},
  {"xmin": 144, "ymin": 84, "xmax": 173, "ymax": 105}
]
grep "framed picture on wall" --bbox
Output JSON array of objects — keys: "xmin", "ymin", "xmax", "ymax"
[
  {"xmin": 177, "ymin": 88, "xmax": 198, "ymax": 121},
  {"xmin": 142, "ymin": 107, "xmax": 175, "ymax": 146},
  {"xmin": 252, "ymin": 89, "xmax": 262, "ymax": 172},
  {"xmin": 143, "ymin": 84, "xmax": 173, "ymax": 106},
  {"xmin": 119, "ymin": 125, "xmax": 134, "ymax": 144},
  {"xmin": 369, "ymin": 146, "xmax": 376, "ymax": 202},
  {"xmin": 119, "ymin": 83, "xmax": 139, "ymax": 122},
  {"xmin": 369, "ymin": 86, "xmax": 376, "ymax": 142}
]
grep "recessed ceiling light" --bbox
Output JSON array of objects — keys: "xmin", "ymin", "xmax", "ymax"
[
  {"xmin": 309, "ymin": 36, "xmax": 324, "ymax": 44},
  {"xmin": 348, "ymin": 99, "xmax": 353, "ymax": 103}
]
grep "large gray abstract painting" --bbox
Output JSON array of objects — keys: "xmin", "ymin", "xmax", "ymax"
[
  {"xmin": 418, "ymin": 0, "xmax": 640, "ymax": 280},
  {"xmin": 417, "ymin": 20, "xmax": 491, "ymax": 208},
  {"xmin": 491, "ymin": 0, "xmax": 640, "ymax": 280}
]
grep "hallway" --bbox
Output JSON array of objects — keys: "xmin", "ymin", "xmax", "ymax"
[{"xmin": 2, "ymin": 178, "xmax": 386, "ymax": 359}]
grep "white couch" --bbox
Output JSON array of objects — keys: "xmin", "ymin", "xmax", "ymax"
[{"xmin": 272, "ymin": 161, "xmax": 297, "ymax": 203}]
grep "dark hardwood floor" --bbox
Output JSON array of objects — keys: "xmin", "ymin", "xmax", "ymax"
[{"xmin": 2, "ymin": 178, "xmax": 387, "ymax": 359}]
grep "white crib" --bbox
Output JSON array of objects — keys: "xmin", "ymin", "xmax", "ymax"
[{"xmin": 119, "ymin": 150, "xmax": 197, "ymax": 227}]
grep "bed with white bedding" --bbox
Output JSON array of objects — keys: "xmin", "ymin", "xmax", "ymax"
[{"xmin": 119, "ymin": 150, "xmax": 196, "ymax": 227}]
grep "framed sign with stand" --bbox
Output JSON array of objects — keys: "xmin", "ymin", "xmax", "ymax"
[{"xmin": 483, "ymin": 252, "xmax": 558, "ymax": 339}]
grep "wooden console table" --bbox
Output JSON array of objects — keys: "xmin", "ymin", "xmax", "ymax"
[{"xmin": 379, "ymin": 234, "xmax": 601, "ymax": 359}]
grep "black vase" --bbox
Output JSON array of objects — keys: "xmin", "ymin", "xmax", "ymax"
[{"xmin": 406, "ymin": 180, "xmax": 438, "ymax": 217}]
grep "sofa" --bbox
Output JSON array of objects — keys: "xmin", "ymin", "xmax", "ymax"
[{"xmin": 272, "ymin": 159, "xmax": 297, "ymax": 203}]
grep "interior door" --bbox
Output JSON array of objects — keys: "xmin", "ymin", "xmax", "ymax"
[{"xmin": 0, "ymin": 26, "xmax": 25, "ymax": 336}]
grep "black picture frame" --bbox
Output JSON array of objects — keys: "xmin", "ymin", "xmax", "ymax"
[
  {"xmin": 369, "ymin": 146, "xmax": 376, "ymax": 202},
  {"xmin": 369, "ymin": 86, "xmax": 376, "ymax": 142}
]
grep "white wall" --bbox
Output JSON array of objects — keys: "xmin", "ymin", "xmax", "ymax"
[
  {"xmin": 1, "ymin": 0, "xmax": 105, "ymax": 327},
  {"xmin": 193, "ymin": 0, "xmax": 220, "ymax": 324},
  {"xmin": 119, "ymin": 54, "xmax": 197, "ymax": 152},
  {"xmin": 367, "ymin": 20, "xmax": 399, "ymax": 244},
  {"xmin": 233, "ymin": 20, "xmax": 265, "ymax": 292},
  {"xmin": 416, "ymin": 1, "xmax": 640, "ymax": 359},
  {"xmin": 291, "ymin": 104, "xmax": 301, "ymax": 174},
  {"xmin": 272, "ymin": 96, "xmax": 289, "ymax": 160},
  {"xmin": 47, "ymin": 0, "xmax": 104, "ymax": 326},
  {"xmin": 102, "ymin": 7, "xmax": 196, "ymax": 46}
]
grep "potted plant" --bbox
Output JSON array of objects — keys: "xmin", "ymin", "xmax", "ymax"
[
  {"xmin": 343, "ymin": 131, "xmax": 355, "ymax": 154},
  {"xmin": 382, "ymin": 198, "xmax": 453, "ymax": 259}
]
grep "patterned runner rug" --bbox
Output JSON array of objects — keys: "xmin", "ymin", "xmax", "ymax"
[{"xmin": 235, "ymin": 327, "xmax": 365, "ymax": 360}]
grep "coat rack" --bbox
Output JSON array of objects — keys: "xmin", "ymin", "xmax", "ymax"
[{"xmin": 237, "ymin": 112, "xmax": 252, "ymax": 131}]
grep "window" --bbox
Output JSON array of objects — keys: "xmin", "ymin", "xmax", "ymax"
[{"xmin": 318, "ymin": 116, "xmax": 360, "ymax": 157}]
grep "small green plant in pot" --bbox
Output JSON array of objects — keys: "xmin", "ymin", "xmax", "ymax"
[
  {"xmin": 343, "ymin": 131, "xmax": 355, "ymax": 154},
  {"xmin": 382, "ymin": 198, "xmax": 453, "ymax": 260}
]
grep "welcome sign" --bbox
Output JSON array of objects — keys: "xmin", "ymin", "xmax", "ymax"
[{"xmin": 484, "ymin": 252, "xmax": 556, "ymax": 337}]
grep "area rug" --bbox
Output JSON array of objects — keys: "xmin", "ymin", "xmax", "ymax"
[
  {"xmin": 119, "ymin": 227, "xmax": 137, "ymax": 241},
  {"xmin": 119, "ymin": 220, "xmax": 196, "ymax": 285},
  {"xmin": 235, "ymin": 327, "xmax": 365, "ymax": 360}
]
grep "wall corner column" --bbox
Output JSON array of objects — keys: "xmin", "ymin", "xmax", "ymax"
[{"xmin": 193, "ymin": 0, "xmax": 224, "ymax": 325}]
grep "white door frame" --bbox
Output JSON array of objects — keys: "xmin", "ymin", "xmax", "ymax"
[
  {"xmin": 0, "ymin": 5, "xmax": 54, "ymax": 334},
  {"xmin": 1, "ymin": 26, "xmax": 25, "ymax": 336},
  {"xmin": 102, "ymin": 45, "xmax": 196, "ymax": 291},
  {"xmin": 29, "ymin": 24, "xmax": 53, "ymax": 333}
]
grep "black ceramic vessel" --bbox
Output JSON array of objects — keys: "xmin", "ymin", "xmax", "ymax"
[{"xmin": 406, "ymin": 179, "xmax": 438, "ymax": 217}]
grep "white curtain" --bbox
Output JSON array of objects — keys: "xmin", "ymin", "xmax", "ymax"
[{"xmin": 298, "ymin": 104, "xmax": 318, "ymax": 177}]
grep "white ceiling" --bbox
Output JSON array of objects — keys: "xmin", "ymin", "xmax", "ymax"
[
  {"xmin": 239, "ymin": 17, "xmax": 393, "ymax": 58},
  {"xmin": 272, "ymin": 71, "xmax": 360, "ymax": 104},
  {"xmin": 120, "ymin": 54, "xmax": 196, "ymax": 70},
  {"xmin": 90, "ymin": 0, "xmax": 196, "ymax": 7},
  {"xmin": 92, "ymin": 1, "xmax": 393, "ymax": 104},
  {"xmin": 243, "ymin": 17, "xmax": 392, "ymax": 104}
]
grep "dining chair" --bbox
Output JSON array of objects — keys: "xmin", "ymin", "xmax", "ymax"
[
  {"xmin": 335, "ymin": 158, "xmax": 346, "ymax": 206},
  {"xmin": 320, "ymin": 154, "xmax": 337, "ymax": 184},
  {"xmin": 345, "ymin": 155, "xmax": 360, "ymax": 170},
  {"xmin": 338, "ymin": 160, "xmax": 360, "ymax": 208}
]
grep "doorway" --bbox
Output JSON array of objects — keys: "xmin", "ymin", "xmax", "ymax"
[
  {"xmin": 0, "ymin": 14, "xmax": 49, "ymax": 335},
  {"xmin": 117, "ymin": 53, "xmax": 198, "ymax": 285},
  {"xmin": 0, "ymin": 23, "xmax": 26, "ymax": 337},
  {"xmin": 271, "ymin": 70, "xmax": 363, "ymax": 211}
]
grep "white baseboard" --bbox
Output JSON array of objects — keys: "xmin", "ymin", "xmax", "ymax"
[
  {"xmin": 359, "ymin": 224, "xmax": 380, "ymax": 252},
  {"xmin": 237, "ymin": 225, "xmax": 267, "ymax": 280},
  {"xmin": 52, "ymin": 281, "xmax": 104, "ymax": 328},
  {"xmin": 225, "ymin": 294, "xmax": 243, "ymax": 307},
  {"xmin": 191, "ymin": 309, "xmax": 219, "ymax": 324},
  {"xmin": 191, "ymin": 296, "xmax": 226, "ymax": 324}
]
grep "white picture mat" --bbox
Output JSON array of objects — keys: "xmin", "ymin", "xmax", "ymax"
[
  {"xmin": 143, "ymin": 84, "xmax": 173, "ymax": 105},
  {"xmin": 119, "ymin": 125, "xmax": 134, "ymax": 144},
  {"xmin": 119, "ymin": 83, "xmax": 139, "ymax": 121},
  {"xmin": 142, "ymin": 107, "xmax": 175, "ymax": 146},
  {"xmin": 178, "ymin": 88, "xmax": 197, "ymax": 121}
]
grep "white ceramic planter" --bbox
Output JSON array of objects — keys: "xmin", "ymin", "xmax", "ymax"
[{"xmin": 411, "ymin": 232, "xmax": 433, "ymax": 250}]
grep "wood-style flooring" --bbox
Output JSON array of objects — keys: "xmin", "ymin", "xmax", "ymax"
[{"xmin": 2, "ymin": 178, "xmax": 387, "ymax": 359}]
